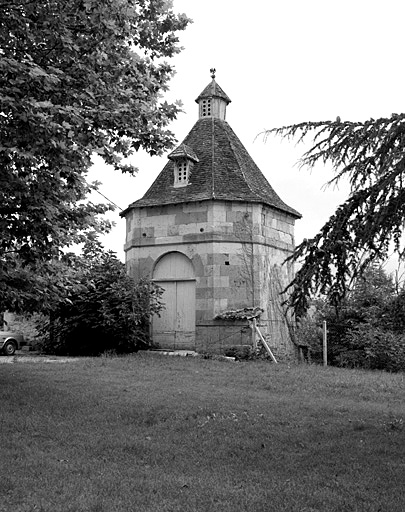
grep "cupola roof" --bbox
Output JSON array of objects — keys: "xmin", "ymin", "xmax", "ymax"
[{"xmin": 195, "ymin": 69, "xmax": 231, "ymax": 105}]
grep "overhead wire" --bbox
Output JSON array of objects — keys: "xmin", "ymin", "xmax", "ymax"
[{"xmin": 90, "ymin": 187, "xmax": 123, "ymax": 211}]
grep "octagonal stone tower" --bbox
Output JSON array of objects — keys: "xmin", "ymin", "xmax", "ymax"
[{"xmin": 121, "ymin": 72, "xmax": 301, "ymax": 358}]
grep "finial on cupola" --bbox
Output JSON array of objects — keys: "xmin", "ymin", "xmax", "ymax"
[{"xmin": 210, "ymin": 67, "xmax": 216, "ymax": 79}]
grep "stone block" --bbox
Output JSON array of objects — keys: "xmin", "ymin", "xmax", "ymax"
[
  {"xmin": 146, "ymin": 205, "xmax": 169, "ymax": 217},
  {"xmin": 183, "ymin": 202, "xmax": 207, "ymax": 213},
  {"xmin": 198, "ymin": 275, "xmax": 230, "ymax": 288},
  {"xmin": 134, "ymin": 208, "xmax": 148, "ymax": 218},
  {"xmin": 278, "ymin": 231, "xmax": 293, "ymax": 244},
  {"xmin": 196, "ymin": 287, "xmax": 213, "ymax": 300},
  {"xmin": 206, "ymin": 253, "xmax": 226, "ymax": 266},
  {"xmin": 155, "ymin": 235, "xmax": 184, "ymax": 246},
  {"xmin": 207, "ymin": 202, "xmax": 227, "ymax": 223},
  {"xmin": 213, "ymin": 298, "xmax": 228, "ymax": 312},
  {"xmin": 225, "ymin": 210, "xmax": 237, "ymax": 223},
  {"xmin": 231, "ymin": 202, "xmax": 253, "ymax": 213},
  {"xmin": 196, "ymin": 309, "xmax": 209, "ymax": 323},
  {"xmin": 204, "ymin": 264, "xmax": 220, "ymax": 277},
  {"xmin": 153, "ymin": 225, "xmax": 169, "ymax": 238},
  {"xmin": 213, "ymin": 286, "xmax": 235, "ymax": 300},
  {"xmin": 213, "ymin": 276, "xmax": 230, "ymax": 288},
  {"xmin": 219, "ymin": 264, "xmax": 232, "ymax": 277},
  {"xmin": 188, "ymin": 255, "xmax": 203, "ymax": 278},
  {"xmin": 175, "ymin": 211, "xmax": 208, "ymax": 225},
  {"xmin": 129, "ymin": 227, "xmax": 142, "ymax": 239},
  {"xmin": 196, "ymin": 297, "xmax": 215, "ymax": 312},
  {"xmin": 139, "ymin": 226, "xmax": 155, "ymax": 238},
  {"xmin": 196, "ymin": 276, "xmax": 209, "ymax": 287},
  {"xmin": 127, "ymin": 255, "xmax": 154, "ymax": 280},
  {"xmin": 178, "ymin": 222, "xmax": 197, "ymax": 235},
  {"xmin": 168, "ymin": 224, "xmax": 180, "ymax": 236}
]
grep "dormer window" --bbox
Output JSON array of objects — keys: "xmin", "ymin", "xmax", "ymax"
[
  {"xmin": 174, "ymin": 159, "xmax": 190, "ymax": 187},
  {"xmin": 168, "ymin": 143, "xmax": 199, "ymax": 189}
]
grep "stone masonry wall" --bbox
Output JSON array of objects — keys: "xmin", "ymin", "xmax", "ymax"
[{"xmin": 124, "ymin": 200, "xmax": 296, "ymax": 356}]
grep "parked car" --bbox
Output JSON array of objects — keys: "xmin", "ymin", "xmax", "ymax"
[{"xmin": 0, "ymin": 331, "xmax": 25, "ymax": 356}]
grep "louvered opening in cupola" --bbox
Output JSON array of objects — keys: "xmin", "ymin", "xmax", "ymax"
[{"xmin": 200, "ymin": 98, "xmax": 212, "ymax": 117}]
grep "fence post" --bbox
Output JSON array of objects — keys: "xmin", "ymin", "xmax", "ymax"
[
  {"xmin": 323, "ymin": 320, "xmax": 328, "ymax": 367},
  {"xmin": 251, "ymin": 318, "xmax": 257, "ymax": 350}
]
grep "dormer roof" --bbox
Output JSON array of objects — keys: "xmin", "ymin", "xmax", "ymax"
[{"xmin": 168, "ymin": 143, "xmax": 199, "ymax": 163}]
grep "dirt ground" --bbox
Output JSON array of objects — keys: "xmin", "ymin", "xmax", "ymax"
[{"xmin": 0, "ymin": 352, "xmax": 79, "ymax": 364}]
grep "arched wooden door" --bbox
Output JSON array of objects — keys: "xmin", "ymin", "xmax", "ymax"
[{"xmin": 152, "ymin": 252, "xmax": 196, "ymax": 350}]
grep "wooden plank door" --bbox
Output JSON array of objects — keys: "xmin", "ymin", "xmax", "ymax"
[
  {"xmin": 174, "ymin": 281, "xmax": 195, "ymax": 349},
  {"xmin": 152, "ymin": 251, "xmax": 196, "ymax": 350},
  {"xmin": 153, "ymin": 280, "xmax": 195, "ymax": 350},
  {"xmin": 153, "ymin": 281, "xmax": 176, "ymax": 348}
]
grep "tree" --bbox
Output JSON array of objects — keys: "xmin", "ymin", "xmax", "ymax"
[
  {"xmin": 0, "ymin": 0, "xmax": 190, "ymax": 311},
  {"xmin": 344, "ymin": 264, "xmax": 396, "ymax": 325},
  {"xmin": 38, "ymin": 240, "xmax": 164, "ymax": 356},
  {"xmin": 295, "ymin": 265, "xmax": 405, "ymax": 371},
  {"xmin": 264, "ymin": 114, "xmax": 405, "ymax": 317}
]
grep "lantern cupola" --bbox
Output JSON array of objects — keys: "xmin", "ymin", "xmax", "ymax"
[{"xmin": 195, "ymin": 68, "xmax": 231, "ymax": 120}]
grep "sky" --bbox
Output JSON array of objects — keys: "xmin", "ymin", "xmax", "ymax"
[{"xmin": 88, "ymin": 0, "xmax": 405, "ymax": 263}]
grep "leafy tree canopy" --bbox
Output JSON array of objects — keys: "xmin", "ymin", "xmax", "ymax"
[
  {"xmin": 0, "ymin": 0, "xmax": 190, "ymax": 311},
  {"xmin": 264, "ymin": 114, "xmax": 405, "ymax": 317}
]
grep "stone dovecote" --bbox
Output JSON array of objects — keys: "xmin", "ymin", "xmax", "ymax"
[{"xmin": 121, "ymin": 73, "xmax": 301, "ymax": 358}]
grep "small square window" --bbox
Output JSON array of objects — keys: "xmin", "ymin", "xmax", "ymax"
[{"xmin": 173, "ymin": 159, "xmax": 190, "ymax": 187}]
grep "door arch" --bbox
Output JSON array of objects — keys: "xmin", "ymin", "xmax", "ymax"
[{"xmin": 152, "ymin": 252, "xmax": 196, "ymax": 350}]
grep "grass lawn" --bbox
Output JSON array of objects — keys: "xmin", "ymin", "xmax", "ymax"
[{"xmin": 0, "ymin": 354, "xmax": 404, "ymax": 512}]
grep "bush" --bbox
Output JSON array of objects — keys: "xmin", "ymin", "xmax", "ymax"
[
  {"xmin": 341, "ymin": 325, "xmax": 405, "ymax": 372},
  {"xmin": 224, "ymin": 345, "xmax": 254, "ymax": 360},
  {"xmin": 295, "ymin": 317, "xmax": 322, "ymax": 348},
  {"xmin": 37, "ymin": 246, "xmax": 163, "ymax": 356},
  {"xmin": 334, "ymin": 349, "xmax": 368, "ymax": 369},
  {"xmin": 292, "ymin": 266, "xmax": 405, "ymax": 371}
]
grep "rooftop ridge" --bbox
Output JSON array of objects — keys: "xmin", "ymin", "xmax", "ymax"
[{"xmin": 211, "ymin": 116, "xmax": 215, "ymax": 198}]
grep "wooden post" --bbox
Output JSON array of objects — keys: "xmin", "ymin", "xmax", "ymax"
[
  {"xmin": 255, "ymin": 324, "xmax": 277, "ymax": 363},
  {"xmin": 251, "ymin": 318, "xmax": 257, "ymax": 351},
  {"xmin": 323, "ymin": 320, "xmax": 328, "ymax": 367}
]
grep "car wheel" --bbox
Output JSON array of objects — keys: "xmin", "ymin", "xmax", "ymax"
[{"xmin": 3, "ymin": 341, "xmax": 17, "ymax": 356}]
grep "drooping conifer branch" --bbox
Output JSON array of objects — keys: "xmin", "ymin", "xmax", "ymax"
[{"xmin": 263, "ymin": 114, "xmax": 405, "ymax": 317}]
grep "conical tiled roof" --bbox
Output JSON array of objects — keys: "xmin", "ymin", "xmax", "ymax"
[{"xmin": 124, "ymin": 116, "xmax": 301, "ymax": 218}]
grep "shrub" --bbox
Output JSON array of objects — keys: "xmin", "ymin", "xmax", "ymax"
[
  {"xmin": 341, "ymin": 325, "xmax": 405, "ymax": 372},
  {"xmin": 224, "ymin": 345, "xmax": 254, "ymax": 360},
  {"xmin": 37, "ymin": 245, "xmax": 163, "ymax": 356}
]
